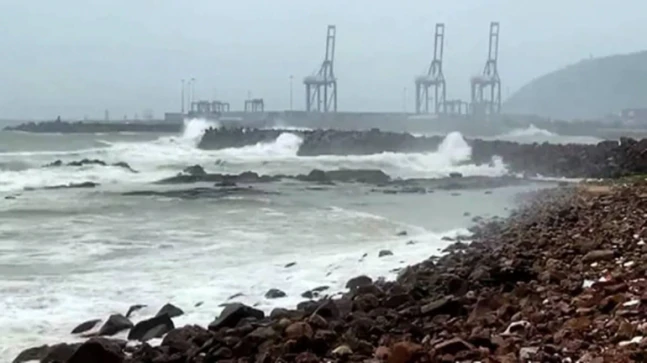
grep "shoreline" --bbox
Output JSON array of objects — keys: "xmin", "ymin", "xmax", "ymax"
[{"xmin": 12, "ymin": 180, "xmax": 647, "ymax": 362}]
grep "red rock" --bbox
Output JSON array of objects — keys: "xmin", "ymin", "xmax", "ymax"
[
  {"xmin": 388, "ymin": 342, "xmax": 422, "ymax": 363},
  {"xmin": 375, "ymin": 346, "xmax": 391, "ymax": 360}
]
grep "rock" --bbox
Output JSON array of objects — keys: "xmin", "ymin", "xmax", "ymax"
[
  {"xmin": 71, "ymin": 319, "xmax": 102, "ymax": 334},
  {"xmin": 378, "ymin": 249, "xmax": 394, "ymax": 257},
  {"xmin": 155, "ymin": 303, "xmax": 184, "ymax": 318},
  {"xmin": 582, "ymin": 249, "xmax": 615, "ymax": 263},
  {"xmin": 125, "ymin": 304, "xmax": 147, "ymax": 318},
  {"xmin": 285, "ymin": 322, "xmax": 314, "ymax": 340},
  {"xmin": 375, "ymin": 345, "xmax": 391, "ymax": 360},
  {"xmin": 285, "ymin": 262, "xmax": 297, "ymax": 268},
  {"xmin": 12, "ymin": 345, "xmax": 49, "ymax": 363},
  {"xmin": 128, "ymin": 313, "xmax": 175, "ymax": 342},
  {"xmin": 66, "ymin": 338, "xmax": 124, "ymax": 363},
  {"xmin": 208, "ymin": 303, "xmax": 264, "ymax": 331},
  {"xmin": 41, "ymin": 343, "xmax": 82, "ymax": 363},
  {"xmin": 519, "ymin": 347, "xmax": 539, "ymax": 361},
  {"xmin": 96, "ymin": 314, "xmax": 133, "ymax": 336},
  {"xmin": 389, "ymin": 341, "xmax": 422, "ymax": 363},
  {"xmin": 332, "ymin": 344, "xmax": 353, "ymax": 357},
  {"xmin": 265, "ymin": 288, "xmax": 287, "ymax": 299},
  {"xmin": 183, "ymin": 165, "xmax": 206, "ymax": 176},
  {"xmin": 346, "ymin": 275, "xmax": 373, "ymax": 290},
  {"xmin": 449, "ymin": 172, "xmax": 463, "ymax": 178},
  {"xmin": 396, "ymin": 231, "xmax": 408, "ymax": 236},
  {"xmin": 433, "ymin": 338, "xmax": 474, "ymax": 355},
  {"xmin": 421, "ymin": 296, "xmax": 464, "ymax": 317}
]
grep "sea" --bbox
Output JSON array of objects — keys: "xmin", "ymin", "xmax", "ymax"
[{"xmin": 0, "ymin": 120, "xmax": 601, "ymax": 360}]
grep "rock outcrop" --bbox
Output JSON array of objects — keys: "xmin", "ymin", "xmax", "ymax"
[{"xmin": 199, "ymin": 128, "xmax": 647, "ymax": 178}]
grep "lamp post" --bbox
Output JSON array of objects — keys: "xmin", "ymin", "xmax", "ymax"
[
  {"xmin": 289, "ymin": 75, "xmax": 294, "ymax": 111},
  {"xmin": 181, "ymin": 79, "xmax": 185, "ymax": 114}
]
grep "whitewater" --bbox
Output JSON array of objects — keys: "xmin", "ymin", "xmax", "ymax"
[{"xmin": 0, "ymin": 120, "xmax": 577, "ymax": 361}]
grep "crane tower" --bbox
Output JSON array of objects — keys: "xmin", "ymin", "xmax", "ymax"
[
  {"xmin": 415, "ymin": 23, "xmax": 446, "ymax": 115},
  {"xmin": 304, "ymin": 25, "xmax": 337, "ymax": 112},
  {"xmin": 470, "ymin": 22, "xmax": 501, "ymax": 116}
]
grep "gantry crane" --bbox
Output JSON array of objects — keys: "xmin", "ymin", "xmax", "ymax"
[
  {"xmin": 304, "ymin": 25, "xmax": 337, "ymax": 112},
  {"xmin": 470, "ymin": 22, "xmax": 501, "ymax": 116},
  {"xmin": 415, "ymin": 23, "xmax": 446, "ymax": 115}
]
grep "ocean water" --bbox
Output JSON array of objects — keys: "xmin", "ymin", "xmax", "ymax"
[{"xmin": 0, "ymin": 120, "xmax": 579, "ymax": 361}]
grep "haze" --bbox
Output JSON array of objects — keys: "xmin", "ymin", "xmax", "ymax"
[{"xmin": 1, "ymin": 0, "xmax": 645, "ymax": 120}]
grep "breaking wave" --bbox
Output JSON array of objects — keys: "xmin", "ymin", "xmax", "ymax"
[{"xmin": 0, "ymin": 120, "xmax": 507, "ymax": 192}]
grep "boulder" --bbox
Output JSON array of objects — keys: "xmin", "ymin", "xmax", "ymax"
[
  {"xmin": 128, "ymin": 313, "xmax": 175, "ymax": 342},
  {"xmin": 208, "ymin": 303, "xmax": 264, "ymax": 331},
  {"xmin": 66, "ymin": 338, "xmax": 124, "ymax": 363},
  {"xmin": 97, "ymin": 314, "xmax": 133, "ymax": 336},
  {"xmin": 156, "ymin": 303, "xmax": 184, "ymax": 318},
  {"xmin": 71, "ymin": 319, "xmax": 102, "ymax": 334},
  {"xmin": 265, "ymin": 288, "xmax": 287, "ymax": 299}
]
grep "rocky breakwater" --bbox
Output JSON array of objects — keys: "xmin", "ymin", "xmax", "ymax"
[
  {"xmin": 200, "ymin": 128, "xmax": 647, "ymax": 178},
  {"xmin": 4, "ymin": 120, "xmax": 181, "ymax": 133},
  {"xmin": 15, "ymin": 181, "xmax": 647, "ymax": 362}
]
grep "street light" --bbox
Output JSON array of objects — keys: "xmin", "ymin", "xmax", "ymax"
[
  {"xmin": 289, "ymin": 75, "xmax": 294, "ymax": 111},
  {"xmin": 181, "ymin": 79, "xmax": 185, "ymax": 114}
]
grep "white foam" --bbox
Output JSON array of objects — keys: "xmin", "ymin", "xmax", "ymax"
[
  {"xmin": 0, "ymin": 126, "xmax": 508, "ymax": 193},
  {"xmin": 0, "ymin": 202, "xmax": 465, "ymax": 361}
]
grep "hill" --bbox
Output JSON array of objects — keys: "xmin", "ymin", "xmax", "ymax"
[{"xmin": 504, "ymin": 50, "xmax": 647, "ymax": 120}]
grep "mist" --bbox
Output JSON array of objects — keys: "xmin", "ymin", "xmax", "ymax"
[{"xmin": 1, "ymin": 0, "xmax": 646, "ymax": 120}]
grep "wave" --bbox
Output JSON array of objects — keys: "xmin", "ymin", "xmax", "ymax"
[
  {"xmin": 0, "ymin": 119, "xmax": 508, "ymax": 192},
  {"xmin": 500, "ymin": 124, "xmax": 556, "ymax": 138}
]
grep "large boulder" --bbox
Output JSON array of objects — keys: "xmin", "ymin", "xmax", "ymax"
[
  {"xmin": 128, "ymin": 314, "xmax": 175, "ymax": 342},
  {"xmin": 208, "ymin": 303, "xmax": 264, "ymax": 331}
]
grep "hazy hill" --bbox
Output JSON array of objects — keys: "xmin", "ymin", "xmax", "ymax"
[{"xmin": 504, "ymin": 50, "xmax": 647, "ymax": 120}]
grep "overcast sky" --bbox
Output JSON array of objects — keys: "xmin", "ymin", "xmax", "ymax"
[{"xmin": 0, "ymin": 0, "xmax": 645, "ymax": 120}]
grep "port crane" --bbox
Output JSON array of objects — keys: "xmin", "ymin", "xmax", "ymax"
[{"xmin": 304, "ymin": 25, "xmax": 337, "ymax": 112}]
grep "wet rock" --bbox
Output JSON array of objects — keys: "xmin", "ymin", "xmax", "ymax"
[
  {"xmin": 12, "ymin": 345, "xmax": 49, "ymax": 363},
  {"xmin": 285, "ymin": 262, "xmax": 297, "ymax": 268},
  {"xmin": 378, "ymin": 249, "xmax": 393, "ymax": 257},
  {"xmin": 71, "ymin": 319, "xmax": 102, "ymax": 334},
  {"xmin": 421, "ymin": 296, "xmax": 464, "ymax": 317},
  {"xmin": 125, "ymin": 304, "xmax": 147, "ymax": 318},
  {"xmin": 41, "ymin": 343, "xmax": 83, "ymax": 363},
  {"xmin": 183, "ymin": 164, "xmax": 206, "ymax": 176},
  {"xmin": 96, "ymin": 314, "xmax": 133, "ymax": 336},
  {"xmin": 265, "ymin": 288, "xmax": 287, "ymax": 299},
  {"xmin": 66, "ymin": 338, "xmax": 124, "ymax": 363},
  {"xmin": 346, "ymin": 275, "xmax": 373, "ymax": 290},
  {"xmin": 208, "ymin": 303, "xmax": 264, "ymax": 331},
  {"xmin": 332, "ymin": 344, "xmax": 353, "ymax": 357},
  {"xmin": 156, "ymin": 303, "xmax": 184, "ymax": 318},
  {"xmin": 128, "ymin": 313, "xmax": 175, "ymax": 342}
]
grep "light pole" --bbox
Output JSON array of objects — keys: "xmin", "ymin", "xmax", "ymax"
[
  {"xmin": 189, "ymin": 78, "xmax": 196, "ymax": 112},
  {"xmin": 289, "ymin": 75, "xmax": 293, "ymax": 111},
  {"xmin": 181, "ymin": 79, "xmax": 185, "ymax": 114}
]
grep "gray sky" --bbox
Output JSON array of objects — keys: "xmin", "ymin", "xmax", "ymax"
[{"xmin": 0, "ymin": 0, "xmax": 645, "ymax": 120}]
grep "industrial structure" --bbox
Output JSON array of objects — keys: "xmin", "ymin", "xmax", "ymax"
[
  {"xmin": 244, "ymin": 98, "xmax": 265, "ymax": 112},
  {"xmin": 304, "ymin": 25, "xmax": 337, "ymax": 112},
  {"xmin": 187, "ymin": 100, "xmax": 230, "ymax": 118},
  {"xmin": 415, "ymin": 23, "xmax": 446, "ymax": 115},
  {"xmin": 470, "ymin": 22, "xmax": 501, "ymax": 116}
]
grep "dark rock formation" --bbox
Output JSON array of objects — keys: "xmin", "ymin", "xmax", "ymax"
[
  {"xmin": 198, "ymin": 127, "xmax": 647, "ymax": 178},
  {"xmin": 71, "ymin": 319, "xmax": 102, "ymax": 334},
  {"xmin": 122, "ymin": 186, "xmax": 277, "ymax": 200},
  {"xmin": 127, "ymin": 314, "xmax": 175, "ymax": 342},
  {"xmin": 45, "ymin": 159, "xmax": 137, "ymax": 172},
  {"xmin": 5, "ymin": 120, "xmax": 181, "ymax": 133},
  {"xmin": 156, "ymin": 303, "xmax": 184, "ymax": 319},
  {"xmin": 265, "ymin": 288, "xmax": 287, "ymax": 299},
  {"xmin": 96, "ymin": 314, "xmax": 133, "ymax": 337}
]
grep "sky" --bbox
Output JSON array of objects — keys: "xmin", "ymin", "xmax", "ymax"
[{"xmin": 0, "ymin": 0, "xmax": 646, "ymax": 120}]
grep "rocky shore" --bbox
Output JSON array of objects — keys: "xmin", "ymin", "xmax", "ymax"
[
  {"xmin": 199, "ymin": 128, "xmax": 647, "ymax": 179},
  {"xmin": 13, "ymin": 179, "xmax": 647, "ymax": 362},
  {"xmin": 3, "ymin": 120, "xmax": 181, "ymax": 133}
]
